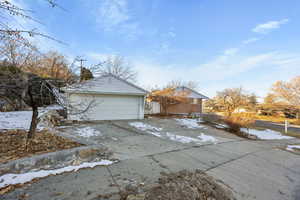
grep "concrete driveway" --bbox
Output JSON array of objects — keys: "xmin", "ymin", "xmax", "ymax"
[{"xmin": 2, "ymin": 118, "xmax": 300, "ymax": 200}]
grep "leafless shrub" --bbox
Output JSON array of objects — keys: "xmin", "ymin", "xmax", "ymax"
[{"xmin": 223, "ymin": 116, "xmax": 254, "ymax": 133}]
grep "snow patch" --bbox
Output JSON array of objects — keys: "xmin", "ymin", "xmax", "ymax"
[
  {"xmin": 165, "ymin": 132, "xmax": 217, "ymax": 144},
  {"xmin": 175, "ymin": 119, "xmax": 203, "ymax": 129},
  {"xmin": 241, "ymin": 128, "xmax": 294, "ymax": 140},
  {"xmin": 197, "ymin": 133, "xmax": 217, "ymax": 143},
  {"xmin": 286, "ymin": 145, "xmax": 300, "ymax": 151},
  {"xmin": 129, "ymin": 122, "xmax": 217, "ymax": 144},
  {"xmin": 0, "ymin": 160, "xmax": 115, "ymax": 189},
  {"xmin": 165, "ymin": 132, "xmax": 201, "ymax": 143},
  {"xmin": 148, "ymin": 131, "xmax": 163, "ymax": 138},
  {"xmin": 214, "ymin": 124, "xmax": 229, "ymax": 129},
  {"xmin": 75, "ymin": 127, "xmax": 102, "ymax": 138},
  {"xmin": 129, "ymin": 122, "xmax": 162, "ymax": 131}
]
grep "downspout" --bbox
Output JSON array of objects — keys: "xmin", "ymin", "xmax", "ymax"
[{"xmin": 137, "ymin": 96, "xmax": 141, "ymax": 119}]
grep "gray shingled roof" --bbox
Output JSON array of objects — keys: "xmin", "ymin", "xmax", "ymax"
[{"xmin": 63, "ymin": 74, "xmax": 147, "ymax": 96}]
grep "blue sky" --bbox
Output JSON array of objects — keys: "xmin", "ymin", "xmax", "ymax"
[{"xmin": 13, "ymin": 0, "xmax": 300, "ymax": 98}]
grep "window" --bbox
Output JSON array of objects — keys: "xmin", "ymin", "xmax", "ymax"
[{"xmin": 192, "ymin": 98, "xmax": 198, "ymax": 104}]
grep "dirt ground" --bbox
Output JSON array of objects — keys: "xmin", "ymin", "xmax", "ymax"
[
  {"xmin": 120, "ymin": 170, "xmax": 235, "ymax": 200},
  {"xmin": 0, "ymin": 130, "xmax": 82, "ymax": 163}
]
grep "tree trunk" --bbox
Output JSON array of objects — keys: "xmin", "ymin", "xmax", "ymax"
[{"xmin": 27, "ymin": 105, "xmax": 38, "ymax": 140}]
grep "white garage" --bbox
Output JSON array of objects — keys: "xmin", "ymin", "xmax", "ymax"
[{"xmin": 63, "ymin": 74, "xmax": 147, "ymax": 121}]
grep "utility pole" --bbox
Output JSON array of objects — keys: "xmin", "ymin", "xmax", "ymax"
[
  {"xmin": 77, "ymin": 58, "xmax": 87, "ymax": 72},
  {"xmin": 77, "ymin": 58, "xmax": 87, "ymax": 82}
]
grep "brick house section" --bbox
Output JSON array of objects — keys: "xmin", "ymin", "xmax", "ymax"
[
  {"xmin": 164, "ymin": 87, "xmax": 208, "ymax": 114},
  {"xmin": 166, "ymin": 99, "xmax": 203, "ymax": 114}
]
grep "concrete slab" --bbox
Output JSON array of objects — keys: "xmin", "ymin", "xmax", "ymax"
[
  {"xmin": 122, "ymin": 118, "xmax": 241, "ymax": 141},
  {"xmin": 102, "ymin": 135, "xmax": 186, "ymax": 160},
  {"xmin": 150, "ymin": 150, "xmax": 208, "ymax": 172},
  {"xmin": 57, "ymin": 123, "xmax": 138, "ymax": 145},
  {"xmin": 203, "ymin": 140, "xmax": 269, "ymax": 157},
  {"xmin": 2, "ymin": 165, "xmax": 118, "ymax": 200},
  {"xmin": 251, "ymin": 148, "xmax": 300, "ymax": 174},
  {"xmin": 207, "ymin": 149, "xmax": 300, "ymax": 200},
  {"xmin": 114, "ymin": 119, "xmax": 238, "ymax": 149},
  {"xmin": 107, "ymin": 157, "xmax": 169, "ymax": 187}
]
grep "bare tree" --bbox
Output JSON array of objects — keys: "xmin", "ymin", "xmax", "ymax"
[
  {"xmin": 0, "ymin": 0, "xmax": 63, "ymax": 42},
  {"xmin": 264, "ymin": 93, "xmax": 277, "ymax": 105},
  {"xmin": 0, "ymin": 61, "xmax": 98, "ymax": 144},
  {"xmin": 0, "ymin": 36, "xmax": 39, "ymax": 67},
  {"xmin": 261, "ymin": 76, "xmax": 300, "ymax": 119},
  {"xmin": 97, "ymin": 55, "xmax": 137, "ymax": 82},
  {"xmin": 0, "ymin": 36, "xmax": 77, "ymax": 86},
  {"xmin": 271, "ymin": 76, "xmax": 300, "ymax": 106},
  {"xmin": 148, "ymin": 80, "xmax": 201, "ymax": 115},
  {"xmin": 25, "ymin": 51, "xmax": 77, "ymax": 84},
  {"xmin": 0, "ymin": 62, "xmax": 56, "ymax": 142},
  {"xmin": 166, "ymin": 79, "xmax": 199, "ymax": 90},
  {"xmin": 209, "ymin": 87, "xmax": 250, "ymax": 116},
  {"xmin": 148, "ymin": 87, "xmax": 191, "ymax": 115}
]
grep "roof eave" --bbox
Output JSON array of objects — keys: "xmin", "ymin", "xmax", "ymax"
[
  {"xmin": 63, "ymin": 90, "xmax": 146, "ymax": 96},
  {"xmin": 181, "ymin": 86, "xmax": 210, "ymax": 99}
]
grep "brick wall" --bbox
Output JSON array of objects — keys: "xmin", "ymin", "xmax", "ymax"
[{"xmin": 166, "ymin": 99, "xmax": 202, "ymax": 114}]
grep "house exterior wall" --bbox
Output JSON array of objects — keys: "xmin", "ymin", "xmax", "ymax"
[
  {"xmin": 67, "ymin": 93, "xmax": 145, "ymax": 120},
  {"xmin": 166, "ymin": 99, "xmax": 203, "ymax": 114},
  {"xmin": 145, "ymin": 101, "xmax": 161, "ymax": 114}
]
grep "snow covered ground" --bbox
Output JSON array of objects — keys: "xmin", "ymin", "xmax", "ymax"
[
  {"xmin": 286, "ymin": 145, "xmax": 300, "ymax": 152},
  {"xmin": 0, "ymin": 105, "xmax": 63, "ymax": 130},
  {"xmin": 0, "ymin": 111, "xmax": 33, "ymax": 130},
  {"xmin": 0, "ymin": 160, "xmax": 114, "ymax": 189},
  {"xmin": 241, "ymin": 128, "xmax": 294, "ymax": 140},
  {"xmin": 129, "ymin": 121, "xmax": 217, "ymax": 144},
  {"xmin": 175, "ymin": 118, "xmax": 203, "ymax": 129},
  {"xmin": 75, "ymin": 127, "xmax": 102, "ymax": 138}
]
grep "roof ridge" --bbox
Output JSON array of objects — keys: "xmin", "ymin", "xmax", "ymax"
[
  {"xmin": 64, "ymin": 73, "xmax": 148, "ymax": 95},
  {"xmin": 176, "ymin": 86, "xmax": 209, "ymax": 99}
]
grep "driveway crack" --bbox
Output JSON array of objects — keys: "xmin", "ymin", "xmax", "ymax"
[
  {"xmin": 204, "ymin": 149, "xmax": 266, "ymax": 172},
  {"xmin": 148, "ymin": 155, "xmax": 171, "ymax": 172}
]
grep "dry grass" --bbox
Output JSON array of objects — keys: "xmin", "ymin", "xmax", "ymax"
[
  {"xmin": 0, "ymin": 130, "xmax": 82, "ymax": 164},
  {"xmin": 223, "ymin": 116, "xmax": 255, "ymax": 133},
  {"xmin": 231, "ymin": 113, "xmax": 300, "ymax": 125}
]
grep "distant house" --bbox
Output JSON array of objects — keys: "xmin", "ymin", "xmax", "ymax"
[
  {"xmin": 63, "ymin": 74, "xmax": 147, "ymax": 121},
  {"xmin": 147, "ymin": 86, "xmax": 209, "ymax": 115}
]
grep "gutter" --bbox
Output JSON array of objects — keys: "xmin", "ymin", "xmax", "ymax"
[{"xmin": 63, "ymin": 90, "xmax": 146, "ymax": 96}]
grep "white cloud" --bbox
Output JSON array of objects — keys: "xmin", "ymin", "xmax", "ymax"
[
  {"xmin": 223, "ymin": 48, "xmax": 239, "ymax": 56},
  {"xmin": 168, "ymin": 31, "xmax": 176, "ymax": 38},
  {"xmin": 87, "ymin": 52, "xmax": 113, "ymax": 61},
  {"xmin": 98, "ymin": 0, "xmax": 130, "ymax": 30},
  {"xmin": 157, "ymin": 28, "xmax": 177, "ymax": 54},
  {"xmin": 133, "ymin": 50, "xmax": 300, "ymax": 97},
  {"xmin": 91, "ymin": 0, "xmax": 141, "ymax": 40},
  {"xmin": 252, "ymin": 19, "xmax": 289, "ymax": 34},
  {"xmin": 243, "ymin": 37, "xmax": 260, "ymax": 44},
  {"xmin": 159, "ymin": 41, "xmax": 170, "ymax": 53},
  {"xmin": 4, "ymin": 0, "xmax": 64, "ymax": 52},
  {"xmin": 195, "ymin": 52, "xmax": 277, "ymax": 81}
]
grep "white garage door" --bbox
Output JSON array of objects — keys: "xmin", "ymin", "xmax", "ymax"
[{"xmin": 69, "ymin": 94, "xmax": 144, "ymax": 120}]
